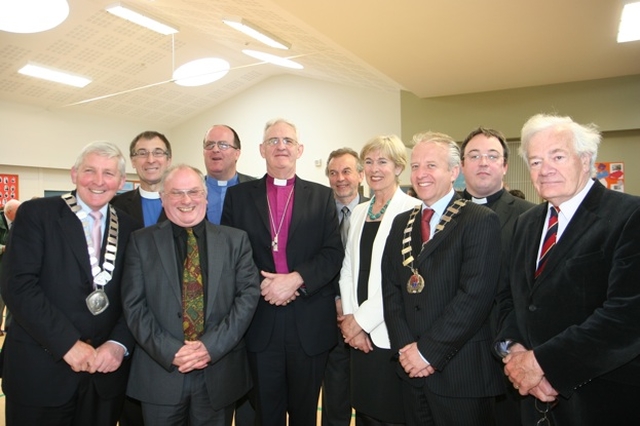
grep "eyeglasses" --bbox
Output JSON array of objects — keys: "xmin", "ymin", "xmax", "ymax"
[
  {"xmin": 132, "ymin": 148, "xmax": 169, "ymax": 158},
  {"xmin": 263, "ymin": 137, "xmax": 298, "ymax": 147},
  {"xmin": 203, "ymin": 141, "xmax": 238, "ymax": 151},
  {"xmin": 535, "ymin": 399, "xmax": 558, "ymax": 426},
  {"xmin": 164, "ymin": 189, "xmax": 205, "ymax": 200},
  {"xmin": 463, "ymin": 153, "xmax": 503, "ymax": 163}
]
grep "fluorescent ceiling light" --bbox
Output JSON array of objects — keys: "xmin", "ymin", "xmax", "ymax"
[
  {"xmin": 18, "ymin": 63, "xmax": 92, "ymax": 88},
  {"xmin": 106, "ymin": 2, "xmax": 178, "ymax": 35},
  {"xmin": 173, "ymin": 58, "xmax": 231, "ymax": 87},
  {"xmin": 242, "ymin": 50, "xmax": 303, "ymax": 69},
  {"xmin": 618, "ymin": 2, "xmax": 640, "ymax": 42},
  {"xmin": 223, "ymin": 17, "xmax": 290, "ymax": 50},
  {"xmin": 0, "ymin": 0, "xmax": 69, "ymax": 34}
]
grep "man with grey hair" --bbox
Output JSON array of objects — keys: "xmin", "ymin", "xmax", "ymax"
[
  {"xmin": 497, "ymin": 114, "xmax": 640, "ymax": 425},
  {"xmin": 322, "ymin": 147, "xmax": 367, "ymax": 426},
  {"xmin": 122, "ymin": 164, "xmax": 260, "ymax": 426},
  {"xmin": 382, "ymin": 132, "xmax": 503, "ymax": 425},
  {"xmin": 0, "ymin": 141, "xmax": 140, "ymax": 425},
  {"xmin": 222, "ymin": 118, "xmax": 343, "ymax": 426}
]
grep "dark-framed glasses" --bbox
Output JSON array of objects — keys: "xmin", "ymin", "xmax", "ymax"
[
  {"xmin": 132, "ymin": 148, "xmax": 169, "ymax": 158},
  {"xmin": 263, "ymin": 137, "xmax": 298, "ymax": 147},
  {"xmin": 464, "ymin": 153, "xmax": 503, "ymax": 163},
  {"xmin": 165, "ymin": 189, "xmax": 205, "ymax": 200},
  {"xmin": 203, "ymin": 141, "xmax": 238, "ymax": 151}
]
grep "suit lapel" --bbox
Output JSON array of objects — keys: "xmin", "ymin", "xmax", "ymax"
[
  {"xmin": 532, "ymin": 183, "xmax": 603, "ymax": 288},
  {"xmin": 205, "ymin": 224, "xmax": 222, "ymax": 316},
  {"xmin": 57, "ymin": 205, "xmax": 93, "ymax": 282},
  {"xmin": 252, "ymin": 178, "xmax": 270, "ymax": 234},
  {"xmin": 493, "ymin": 192, "xmax": 514, "ymax": 231},
  {"xmin": 288, "ymin": 177, "xmax": 305, "ymax": 237},
  {"xmin": 417, "ymin": 196, "xmax": 462, "ymax": 261},
  {"xmin": 153, "ymin": 222, "xmax": 182, "ymax": 302}
]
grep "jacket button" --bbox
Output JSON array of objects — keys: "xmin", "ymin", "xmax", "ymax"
[{"xmin": 528, "ymin": 304, "xmax": 537, "ymax": 312}]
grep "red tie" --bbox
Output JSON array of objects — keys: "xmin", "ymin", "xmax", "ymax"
[
  {"xmin": 421, "ymin": 208, "xmax": 434, "ymax": 242},
  {"xmin": 535, "ymin": 206, "xmax": 559, "ymax": 279}
]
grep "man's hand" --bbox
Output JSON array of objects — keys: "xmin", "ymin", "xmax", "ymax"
[
  {"xmin": 89, "ymin": 341, "xmax": 125, "ymax": 373},
  {"xmin": 503, "ymin": 349, "xmax": 545, "ymax": 395},
  {"xmin": 398, "ymin": 342, "xmax": 435, "ymax": 378},
  {"xmin": 173, "ymin": 340, "xmax": 211, "ymax": 373},
  {"xmin": 529, "ymin": 377, "xmax": 559, "ymax": 402},
  {"xmin": 260, "ymin": 271, "xmax": 302, "ymax": 306},
  {"xmin": 63, "ymin": 340, "xmax": 97, "ymax": 372},
  {"xmin": 347, "ymin": 330, "xmax": 374, "ymax": 353}
]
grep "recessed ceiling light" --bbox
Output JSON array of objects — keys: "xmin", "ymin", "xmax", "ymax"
[
  {"xmin": 618, "ymin": 2, "xmax": 640, "ymax": 43},
  {"xmin": 0, "ymin": 0, "xmax": 69, "ymax": 34},
  {"xmin": 18, "ymin": 63, "xmax": 91, "ymax": 88},
  {"xmin": 223, "ymin": 17, "xmax": 290, "ymax": 50},
  {"xmin": 105, "ymin": 2, "xmax": 178, "ymax": 35},
  {"xmin": 173, "ymin": 58, "xmax": 231, "ymax": 87},
  {"xmin": 242, "ymin": 50, "xmax": 303, "ymax": 69}
]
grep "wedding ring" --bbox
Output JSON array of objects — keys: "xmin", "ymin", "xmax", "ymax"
[{"xmin": 514, "ymin": 385, "xmax": 519, "ymax": 390}]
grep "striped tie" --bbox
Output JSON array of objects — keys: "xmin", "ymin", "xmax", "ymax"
[{"xmin": 535, "ymin": 206, "xmax": 559, "ymax": 279}]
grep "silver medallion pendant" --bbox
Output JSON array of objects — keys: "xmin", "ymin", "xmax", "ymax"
[
  {"xmin": 406, "ymin": 273, "xmax": 425, "ymax": 294},
  {"xmin": 86, "ymin": 288, "xmax": 109, "ymax": 315}
]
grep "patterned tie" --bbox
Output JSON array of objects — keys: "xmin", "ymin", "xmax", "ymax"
[
  {"xmin": 340, "ymin": 206, "xmax": 350, "ymax": 246},
  {"xmin": 89, "ymin": 211, "xmax": 102, "ymax": 259},
  {"xmin": 421, "ymin": 208, "xmax": 434, "ymax": 242},
  {"xmin": 535, "ymin": 206, "xmax": 559, "ymax": 279},
  {"xmin": 182, "ymin": 228, "xmax": 204, "ymax": 340}
]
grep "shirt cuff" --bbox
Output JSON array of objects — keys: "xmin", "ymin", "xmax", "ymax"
[{"xmin": 108, "ymin": 340, "xmax": 129, "ymax": 357}]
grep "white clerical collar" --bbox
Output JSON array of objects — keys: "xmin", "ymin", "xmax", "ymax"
[
  {"xmin": 472, "ymin": 196, "xmax": 487, "ymax": 204},
  {"xmin": 274, "ymin": 178, "xmax": 288, "ymax": 186},
  {"xmin": 139, "ymin": 187, "xmax": 160, "ymax": 199}
]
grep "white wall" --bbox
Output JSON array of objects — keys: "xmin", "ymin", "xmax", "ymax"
[
  {"xmin": 0, "ymin": 75, "xmax": 402, "ymax": 200},
  {"xmin": 170, "ymin": 74, "xmax": 403, "ymax": 186}
]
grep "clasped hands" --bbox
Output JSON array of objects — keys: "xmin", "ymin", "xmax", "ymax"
[
  {"xmin": 63, "ymin": 340, "xmax": 125, "ymax": 374},
  {"xmin": 502, "ymin": 343, "xmax": 558, "ymax": 402},
  {"xmin": 260, "ymin": 270, "xmax": 301, "ymax": 306},
  {"xmin": 173, "ymin": 340, "xmax": 212, "ymax": 373},
  {"xmin": 398, "ymin": 342, "xmax": 435, "ymax": 378}
]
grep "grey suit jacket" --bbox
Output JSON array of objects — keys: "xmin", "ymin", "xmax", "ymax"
[{"xmin": 121, "ymin": 220, "xmax": 260, "ymax": 408}]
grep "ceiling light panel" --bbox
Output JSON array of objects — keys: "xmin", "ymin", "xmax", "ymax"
[
  {"xmin": 223, "ymin": 17, "xmax": 291, "ymax": 50},
  {"xmin": 18, "ymin": 63, "xmax": 92, "ymax": 88},
  {"xmin": 105, "ymin": 2, "xmax": 178, "ymax": 35},
  {"xmin": 618, "ymin": 2, "xmax": 640, "ymax": 43}
]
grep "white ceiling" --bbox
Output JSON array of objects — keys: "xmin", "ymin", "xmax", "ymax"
[{"xmin": 1, "ymin": 0, "xmax": 638, "ymax": 127}]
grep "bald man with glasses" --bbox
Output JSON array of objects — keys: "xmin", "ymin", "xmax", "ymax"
[{"xmin": 202, "ymin": 125, "xmax": 255, "ymax": 225}]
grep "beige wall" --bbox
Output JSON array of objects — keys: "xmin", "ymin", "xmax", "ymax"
[{"xmin": 401, "ymin": 74, "xmax": 640, "ymax": 195}]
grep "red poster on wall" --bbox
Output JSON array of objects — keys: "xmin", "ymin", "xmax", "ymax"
[
  {"xmin": 0, "ymin": 173, "xmax": 19, "ymax": 207},
  {"xmin": 595, "ymin": 162, "xmax": 624, "ymax": 192}
]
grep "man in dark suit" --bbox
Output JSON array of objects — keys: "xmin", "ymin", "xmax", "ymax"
[
  {"xmin": 382, "ymin": 132, "xmax": 504, "ymax": 425},
  {"xmin": 0, "ymin": 198, "xmax": 21, "ymax": 334},
  {"xmin": 322, "ymin": 147, "xmax": 367, "ymax": 426},
  {"xmin": 203, "ymin": 124, "xmax": 256, "ymax": 225},
  {"xmin": 121, "ymin": 164, "xmax": 260, "ymax": 426},
  {"xmin": 0, "ymin": 141, "xmax": 140, "ymax": 426},
  {"xmin": 221, "ymin": 118, "xmax": 344, "ymax": 426},
  {"xmin": 460, "ymin": 127, "xmax": 535, "ymax": 426},
  {"xmin": 111, "ymin": 130, "xmax": 172, "ymax": 227},
  {"xmin": 497, "ymin": 114, "xmax": 640, "ymax": 425}
]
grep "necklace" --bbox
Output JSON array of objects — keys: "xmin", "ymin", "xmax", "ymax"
[
  {"xmin": 266, "ymin": 186, "xmax": 295, "ymax": 252},
  {"xmin": 62, "ymin": 193, "xmax": 119, "ymax": 315},
  {"xmin": 367, "ymin": 196, "xmax": 392, "ymax": 220}
]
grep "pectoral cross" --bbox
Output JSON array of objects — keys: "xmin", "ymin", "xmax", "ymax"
[{"xmin": 272, "ymin": 235, "xmax": 278, "ymax": 252}]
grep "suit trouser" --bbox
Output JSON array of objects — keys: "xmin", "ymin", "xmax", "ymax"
[
  {"xmin": 5, "ymin": 373, "xmax": 124, "ymax": 426},
  {"xmin": 401, "ymin": 379, "xmax": 496, "ymax": 426},
  {"xmin": 249, "ymin": 306, "xmax": 329, "ymax": 426},
  {"xmin": 321, "ymin": 331, "xmax": 352, "ymax": 426}
]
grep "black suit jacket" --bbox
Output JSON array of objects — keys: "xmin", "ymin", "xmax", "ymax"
[
  {"xmin": 111, "ymin": 188, "xmax": 166, "ymax": 225},
  {"xmin": 122, "ymin": 220, "xmax": 260, "ymax": 409},
  {"xmin": 382, "ymin": 194, "xmax": 504, "ymax": 397},
  {"xmin": 221, "ymin": 175, "xmax": 344, "ymax": 356},
  {"xmin": 0, "ymin": 195, "xmax": 140, "ymax": 405},
  {"xmin": 497, "ymin": 181, "xmax": 640, "ymax": 398}
]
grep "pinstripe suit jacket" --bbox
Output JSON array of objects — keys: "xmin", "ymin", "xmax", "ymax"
[{"xmin": 382, "ymin": 193, "xmax": 504, "ymax": 397}]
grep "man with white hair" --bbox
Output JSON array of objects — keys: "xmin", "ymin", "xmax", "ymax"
[{"xmin": 497, "ymin": 113, "xmax": 640, "ymax": 425}]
